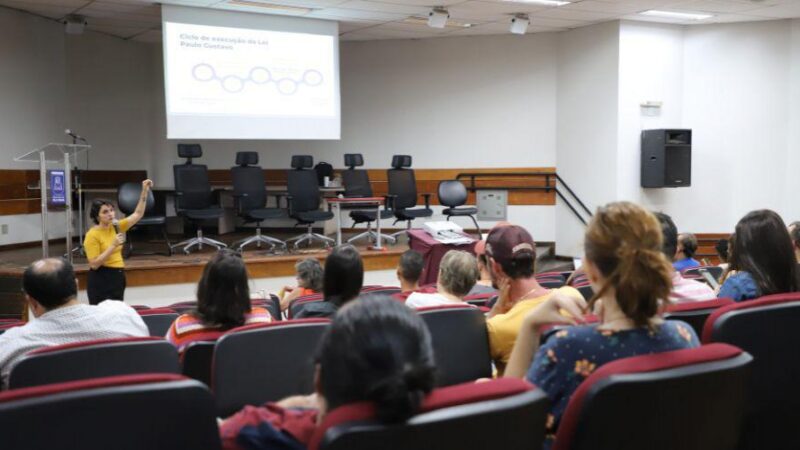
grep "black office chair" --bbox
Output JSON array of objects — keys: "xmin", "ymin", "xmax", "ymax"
[
  {"xmin": 230, "ymin": 151, "xmax": 287, "ymax": 252},
  {"xmin": 285, "ymin": 155, "xmax": 335, "ymax": 249},
  {"xmin": 387, "ymin": 155, "xmax": 432, "ymax": 239},
  {"xmin": 117, "ymin": 182, "xmax": 172, "ymax": 256},
  {"xmin": 341, "ymin": 153, "xmax": 395, "ymax": 245},
  {"xmin": 438, "ymin": 180, "xmax": 481, "ymax": 237},
  {"xmin": 172, "ymin": 144, "xmax": 227, "ymax": 254}
]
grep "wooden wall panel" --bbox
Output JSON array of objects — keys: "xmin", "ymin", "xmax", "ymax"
[
  {"xmin": 0, "ymin": 170, "xmax": 146, "ymax": 216},
  {"xmin": 210, "ymin": 167, "xmax": 556, "ymax": 206}
]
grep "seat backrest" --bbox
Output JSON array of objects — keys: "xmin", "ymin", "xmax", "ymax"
[
  {"xmin": 0, "ymin": 374, "xmax": 221, "ymax": 450},
  {"xmin": 387, "ymin": 155, "xmax": 418, "ymax": 210},
  {"xmin": 182, "ymin": 341, "xmax": 216, "ymax": 386},
  {"xmin": 173, "ymin": 157, "xmax": 214, "ymax": 211},
  {"xmin": 231, "ymin": 151, "xmax": 266, "ymax": 212},
  {"xmin": 342, "ymin": 154, "xmax": 374, "ymax": 198},
  {"xmin": 313, "ymin": 377, "xmax": 547, "ymax": 450},
  {"xmin": 437, "ymin": 180, "xmax": 467, "ymax": 208},
  {"xmin": 553, "ymin": 344, "xmax": 752, "ymax": 450},
  {"xmin": 8, "ymin": 337, "xmax": 181, "ymax": 389},
  {"xmin": 662, "ymin": 297, "xmax": 734, "ymax": 337},
  {"xmin": 138, "ymin": 310, "xmax": 179, "ymax": 337},
  {"xmin": 288, "ymin": 293, "xmax": 325, "ymax": 319},
  {"xmin": 212, "ymin": 319, "xmax": 331, "ymax": 417},
  {"xmin": 315, "ymin": 161, "xmax": 334, "ymax": 186},
  {"xmin": 702, "ymin": 292, "xmax": 800, "ymax": 450},
  {"xmin": 117, "ymin": 181, "xmax": 155, "ymax": 216},
  {"xmin": 417, "ymin": 305, "xmax": 492, "ymax": 386},
  {"xmin": 287, "ymin": 155, "xmax": 321, "ymax": 213}
]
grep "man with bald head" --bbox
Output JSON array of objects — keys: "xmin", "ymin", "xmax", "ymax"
[{"xmin": 0, "ymin": 258, "xmax": 148, "ymax": 388}]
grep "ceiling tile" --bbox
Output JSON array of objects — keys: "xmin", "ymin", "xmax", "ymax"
[
  {"xmin": 666, "ymin": 0, "xmax": 769, "ymax": 14},
  {"xmin": 335, "ymin": 0, "xmax": 430, "ymax": 15},
  {"xmin": 746, "ymin": 2, "xmax": 800, "ymax": 18},
  {"xmin": 130, "ymin": 28, "xmax": 163, "ymax": 42}
]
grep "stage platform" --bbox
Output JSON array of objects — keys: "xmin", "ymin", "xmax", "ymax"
[{"xmin": 0, "ymin": 230, "xmax": 408, "ymax": 319}]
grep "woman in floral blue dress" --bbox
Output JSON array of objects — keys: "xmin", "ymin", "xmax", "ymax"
[{"xmin": 504, "ymin": 202, "xmax": 699, "ymax": 447}]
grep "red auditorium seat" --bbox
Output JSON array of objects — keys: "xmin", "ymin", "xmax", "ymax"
[
  {"xmin": 0, "ymin": 374, "xmax": 221, "ymax": 450},
  {"xmin": 137, "ymin": 307, "xmax": 179, "ymax": 337},
  {"xmin": 552, "ymin": 343, "xmax": 752, "ymax": 450},
  {"xmin": 213, "ymin": 318, "xmax": 330, "ymax": 417},
  {"xmin": 8, "ymin": 336, "xmax": 180, "ymax": 389},
  {"xmin": 417, "ymin": 304, "xmax": 492, "ymax": 386},
  {"xmin": 288, "ymin": 293, "xmax": 325, "ymax": 318},
  {"xmin": 0, "ymin": 321, "xmax": 23, "ymax": 335},
  {"xmin": 663, "ymin": 297, "xmax": 734, "ymax": 337},
  {"xmin": 310, "ymin": 377, "xmax": 548, "ymax": 450},
  {"xmin": 702, "ymin": 292, "xmax": 800, "ymax": 450}
]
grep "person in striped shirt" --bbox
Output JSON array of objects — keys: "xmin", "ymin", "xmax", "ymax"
[{"xmin": 166, "ymin": 249, "xmax": 271, "ymax": 354}]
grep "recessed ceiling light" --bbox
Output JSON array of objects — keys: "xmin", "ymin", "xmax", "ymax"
[
  {"xmin": 404, "ymin": 16, "xmax": 473, "ymax": 28},
  {"xmin": 503, "ymin": 0, "xmax": 571, "ymax": 6},
  {"xmin": 225, "ymin": 0, "xmax": 313, "ymax": 15},
  {"xmin": 640, "ymin": 10, "xmax": 713, "ymax": 20}
]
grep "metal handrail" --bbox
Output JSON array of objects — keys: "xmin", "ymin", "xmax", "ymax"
[{"xmin": 455, "ymin": 171, "xmax": 593, "ymax": 226}]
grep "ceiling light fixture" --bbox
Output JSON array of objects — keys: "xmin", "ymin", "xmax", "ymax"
[
  {"xmin": 225, "ymin": 0, "xmax": 313, "ymax": 15},
  {"xmin": 404, "ymin": 16, "xmax": 472, "ymax": 28},
  {"xmin": 503, "ymin": 0, "xmax": 571, "ymax": 6},
  {"xmin": 510, "ymin": 14, "xmax": 529, "ymax": 35},
  {"xmin": 428, "ymin": 8, "xmax": 450, "ymax": 29},
  {"xmin": 640, "ymin": 10, "xmax": 713, "ymax": 20}
]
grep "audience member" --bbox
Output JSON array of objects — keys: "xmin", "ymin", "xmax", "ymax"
[
  {"xmin": 673, "ymin": 232, "xmax": 701, "ymax": 271},
  {"xmin": 394, "ymin": 249, "xmax": 424, "ymax": 301},
  {"xmin": 789, "ymin": 221, "xmax": 800, "ymax": 264},
  {"xmin": 715, "ymin": 238, "xmax": 730, "ymax": 271},
  {"xmin": 468, "ymin": 240, "xmax": 498, "ymax": 295},
  {"xmin": 505, "ymin": 202, "xmax": 699, "ymax": 447},
  {"xmin": 166, "ymin": 250, "xmax": 271, "ymax": 354},
  {"xmin": 654, "ymin": 212, "xmax": 715, "ymax": 302},
  {"xmin": 718, "ymin": 210, "xmax": 798, "ymax": 302},
  {"xmin": 296, "ymin": 245, "xmax": 364, "ymax": 318},
  {"xmin": 406, "ymin": 250, "xmax": 480, "ymax": 308},
  {"xmin": 484, "ymin": 225, "xmax": 582, "ymax": 375},
  {"xmin": 219, "ymin": 297, "xmax": 436, "ymax": 450},
  {"xmin": 0, "ymin": 258, "xmax": 148, "ymax": 388},
  {"xmin": 278, "ymin": 258, "xmax": 324, "ymax": 312}
]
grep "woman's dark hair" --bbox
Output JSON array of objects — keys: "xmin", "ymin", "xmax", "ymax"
[
  {"xmin": 89, "ymin": 199, "xmax": 114, "ymax": 224},
  {"xmin": 715, "ymin": 238, "xmax": 729, "ymax": 263},
  {"xmin": 315, "ymin": 296, "xmax": 436, "ymax": 423},
  {"xmin": 195, "ymin": 249, "xmax": 251, "ymax": 329},
  {"xmin": 731, "ymin": 210, "xmax": 798, "ymax": 296},
  {"xmin": 324, "ymin": 245, "xmax": 363, "ymax": 307},
  {"xmin": 678, "ymin": 233, "xmax": 698, "ymax": 258},
  {"xmin": 296, "ymin": 258, "xmax": 324, "ymax": 292},
  {"xmin": 584, "ymin": 202, "xmax": 673, "ymax": 328}
]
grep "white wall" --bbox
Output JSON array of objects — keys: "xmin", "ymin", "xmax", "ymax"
[
  {"xmin": 617, "ymin": 19, "xmax": 799, "ymax": 234},
  {"xmin": 786, "ymin": 19, "xmax": 800, "ymax": 222},
  {"xmin": 555, "ymin": 21, "xmax": 621, "ymax": 256},
  {"xmin": 147, "ymin": 33, "xmax": 561, "ymax": 176}
]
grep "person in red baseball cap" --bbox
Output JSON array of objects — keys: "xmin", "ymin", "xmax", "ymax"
[{"xmin": 484, "ymin": 224, "xmax": 583, "ymax": 375}]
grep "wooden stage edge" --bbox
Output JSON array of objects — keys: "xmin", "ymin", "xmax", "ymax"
[{"xmin": 0, "ymin": 245, "xmax": 406, "ymax": 289}]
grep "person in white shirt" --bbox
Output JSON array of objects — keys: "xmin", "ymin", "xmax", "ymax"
[
  {"xmin": 0, "ymin": 258, "xmax": 149, "ymax": 388},
  {"xmin": 406, "ymin": 250, "xmax": 480, "ymax": 309},
  {"xmin": 653, "ymin": 212, "xmax": 716, "ymax": 303}
]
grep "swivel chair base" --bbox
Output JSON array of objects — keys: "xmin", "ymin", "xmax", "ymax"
[
  {"xmin": 171, "ymin": 228, "xmax": 227, "ymax": 255},
  {"xmin": 234, "ymin": 228, "xmax": 287, "ymax": 252},
  {"xmin": 286, "ymin": 224, "xmax": 335, "ymax": 249},
  {"xmin": 390, "ymin": 220, "xmax": 414, "ymax": 240},
  {"xmin": 348, "ymin": 224, "xmax": 396, "ymax": 246}
]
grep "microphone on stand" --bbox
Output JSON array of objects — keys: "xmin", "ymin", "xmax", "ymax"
[{"xmin": 64, "ymin": 129, "xmax": 87, "ymax": 143}]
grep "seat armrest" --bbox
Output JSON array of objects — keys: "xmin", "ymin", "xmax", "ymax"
[
  {"xmin": 421, "ymin": 193, "xmax": 432, "ymax": 209},
  {"xmin": 285, "ymin": 194, "xmax": 294, "ymax": 215},
  {"xmin": 384, "ymin": 194, "xmax": 397, "ymax": 211}
]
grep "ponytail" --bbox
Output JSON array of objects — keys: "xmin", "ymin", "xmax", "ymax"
[
  {"xmin": 366, "ymin": 364, "xmax": 435, "ymax": 423},
  {"xmin": 585, "ymin": 203, "xmax": 674, "ymax": 328}
]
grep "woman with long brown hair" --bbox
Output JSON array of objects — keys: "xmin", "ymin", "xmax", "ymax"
[{"xmin": 505, "ymin": 202, "xmax": 699, "ymax": 447}]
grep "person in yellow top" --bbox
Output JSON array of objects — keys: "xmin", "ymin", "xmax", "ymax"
[
  {"xmin": 84, "ymin": 179, "xmax": 153, "ymax": 304},
  {"xmin": 483, "ymin": 224, "xmax": 583, "ymax": 375}
]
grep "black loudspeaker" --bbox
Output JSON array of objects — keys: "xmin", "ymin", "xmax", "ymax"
[{"xmin": 641, "ymin": 129, "xmax": 691, "ymax": 188}]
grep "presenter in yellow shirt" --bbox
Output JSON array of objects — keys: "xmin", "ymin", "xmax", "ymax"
[{"xmin": 84, "ymin": 179, "xmax": 153, "ymax": 304}]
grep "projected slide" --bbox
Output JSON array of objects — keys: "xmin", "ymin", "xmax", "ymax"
[{"xmin": 165, "ymin": 22, "xmax": 336, "ymax": 118}]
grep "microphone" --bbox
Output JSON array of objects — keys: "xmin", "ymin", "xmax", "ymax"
[
  {"xmin": 112, "ymin": 219, "xmax": 120, "ymax": 234},
  {"xmin": 64, "ymin": 129, "xmax": 86, "ymax": 142}
]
